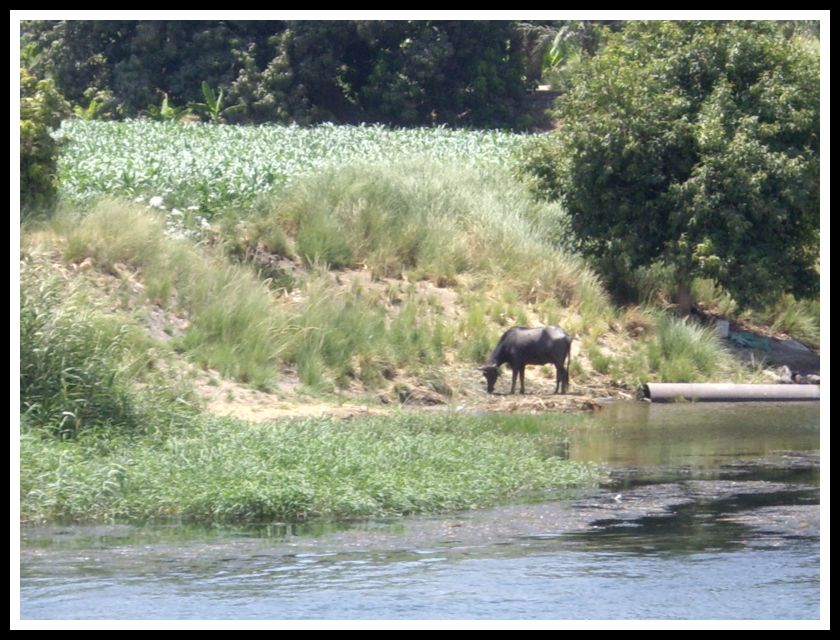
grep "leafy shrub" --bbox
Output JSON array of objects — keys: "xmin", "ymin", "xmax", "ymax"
[
  {"xmin": 517, "ymin": 21, "xmax": 820, "ymax": 310},
  {"xmin": 19, "ymin": 68, "xmax": 69, "ymax": 217}
]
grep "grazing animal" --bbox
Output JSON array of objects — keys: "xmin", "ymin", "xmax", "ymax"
[{"xmin": 481, "ymin": 326, "xmax": 572, "ymax": 395}]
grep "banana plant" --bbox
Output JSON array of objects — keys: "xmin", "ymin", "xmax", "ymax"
[
  {"xmin": 189, "ymin": 81, "xmax": 245, "ymax": 124},
  {"xmin": 144, "ymin": 93, "xmax": 188, "ymax": 122},
  {"xmin": 74, "ymin": 98, "xmax": 106, "ymax": 121}
]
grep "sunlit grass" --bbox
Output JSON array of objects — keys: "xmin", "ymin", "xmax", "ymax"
[
  {"xmin": 20, "ymin": 412, "xmax": 603, "ymax": 524},
  {"xmin": 266, "ymin": 161, "xmax": 609, "ymax": 314},
  {"xmin": 57, "ymin": 200, "xmax": 284, "ymax": 389}
]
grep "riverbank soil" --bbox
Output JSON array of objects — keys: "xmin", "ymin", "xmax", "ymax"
[
  {"xmin": 193, "ymin": 322, "xmax": 821, "ymax": 423},
  {"xmin": 27, "ymin": 245, "xmax": 819, "ymax": 424},
  {"xmin": 194, "ymin": 360, "xmax": 606, "ymax": 423}
]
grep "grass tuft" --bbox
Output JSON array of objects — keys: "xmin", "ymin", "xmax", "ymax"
[
  {"xmin": 19, "ymin": 257, "xmax": 196, "ymax": 437},
  {"xmin": 20, "ymin": 263, "xmax": 141, "ymax": 437},
  {"xmin": 647, "ymin": 315, "xmax": 730, "ymax": 383},
  {"xmin": 754, "ymin": 294, "xmax": 820, "ymax": 347}
]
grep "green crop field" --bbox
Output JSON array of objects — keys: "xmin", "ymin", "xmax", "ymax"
[{"xmin": 57, "ymin": 120, "xmax": 531, "ymax": 216}]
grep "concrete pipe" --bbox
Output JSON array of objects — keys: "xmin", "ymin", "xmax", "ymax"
[{"xmin": 642, "ymin": 382, "xmax": 819, "ymax": 403}]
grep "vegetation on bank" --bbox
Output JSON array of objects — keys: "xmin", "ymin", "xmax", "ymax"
[
  {"xmin": 20, "ymin": 412, "xmax": 602, "ymax": 524},
  {"xmin": 19, "ymin": 152, "xmax": 765, "ymax": 524},
  {"xmin": 517, "ymin": 21, "xmax": 820, "ymax": 313},
  {"xmin": 19, "ymin": 19, "xmax": 820, "ymax": 526},
  {"xmin": 24, "ymin": 153, "xmax": 763, "ymax": 407}
]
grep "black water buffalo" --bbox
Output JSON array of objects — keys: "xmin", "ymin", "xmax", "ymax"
[{"xmin": 481, "ymin": 326, "xmax": 572, "ymax": 395}]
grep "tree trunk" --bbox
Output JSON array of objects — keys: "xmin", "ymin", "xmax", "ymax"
[{"xmin": 676, "ymin": 277, "xmax": 693, "ymax": 316}]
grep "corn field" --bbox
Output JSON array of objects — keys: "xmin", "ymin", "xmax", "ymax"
[{"xmin": 57, "ymin": 120, "xmax": 531, "ymax": 215}]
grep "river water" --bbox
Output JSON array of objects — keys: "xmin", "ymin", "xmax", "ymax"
[{"xmin": 19, "ymin": 402, "xmax": 822, "ymax": 622}]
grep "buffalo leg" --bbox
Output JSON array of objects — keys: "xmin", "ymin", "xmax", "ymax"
[
  {"xmin": 554, "ymin": 363, "xmax": 570, "ymax": 394},
  {"xmin": 511, "ymin": 367, "xmax": 525, "ymax": 395}
]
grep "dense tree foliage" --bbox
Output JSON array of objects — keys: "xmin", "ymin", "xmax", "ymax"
[
  {"xmin": 21, "ymin": 20, "xmax": 531, "ymax": 128},
  {"xmin": 519, "ymin": 21, "xmax": 820, "ymax": 309},
  {"xmin": 21, "ymin": 21, "xmax": 277, "ymax": 119}
]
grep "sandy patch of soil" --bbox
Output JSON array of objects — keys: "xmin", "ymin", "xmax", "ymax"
[{"xmin": 192, "ymin": 368, "xmax": 386, "ymax": 423}]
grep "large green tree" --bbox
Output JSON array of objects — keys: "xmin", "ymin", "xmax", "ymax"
[
  {"xmin": 520, "ymin": 21, "xmax": 820, "ymax": 311},
  {"xmin": 231, "ymin": 20, "xmax": 532, "ymax": 127},
  {"xmin": 22, "ymin": 20, "xmax": 531, "ymax": 128},
  {"xmin": 22, "ymin": 21, "xmax": 280, "ymax": 117}
]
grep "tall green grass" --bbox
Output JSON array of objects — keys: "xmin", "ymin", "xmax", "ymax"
[
  {"xmin": 19, "ymin": 257, "xmax": 195, "ymax": 436},
  {"xmin": 754, "ymin": 294, "xmax": 820, "ymax": 347},
  {"xmin": 20, "ymin": 412, "xmax": 602, "ymax": 524},
  {"xmin": 20, "ymin": 262, "xmax": 141, "ymax": 436},
  {"xmin": 579, "ymin": 310, "xmax": 746, "ymax": 388},
  {"xmin": 59, "ymin": 201, "xmax": 284, "ymax": 389},
  {"xmin": 646, "ymin": 315, "xmax": 734, "ymax": 383},
  {"xmin": 46, "ymin": 200, "xmax": 461, "ymax": 392},
  {"xmin": 265, "ymin": 161, "xmax": 607, "ymax": 311}
]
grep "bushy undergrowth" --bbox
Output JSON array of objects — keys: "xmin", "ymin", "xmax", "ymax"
[{"xmin": 20, "ymin": 412, "xmax": 602, "ymax": 524}]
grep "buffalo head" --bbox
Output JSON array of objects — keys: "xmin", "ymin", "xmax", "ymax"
[{"xmin": 480, "ymin": 365, "xmax": 500, "ymax": 394}]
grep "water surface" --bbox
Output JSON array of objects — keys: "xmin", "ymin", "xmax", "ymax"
[{"xmin": 20, "ymin": 402, "xmax": 821, "ymax": 621}]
